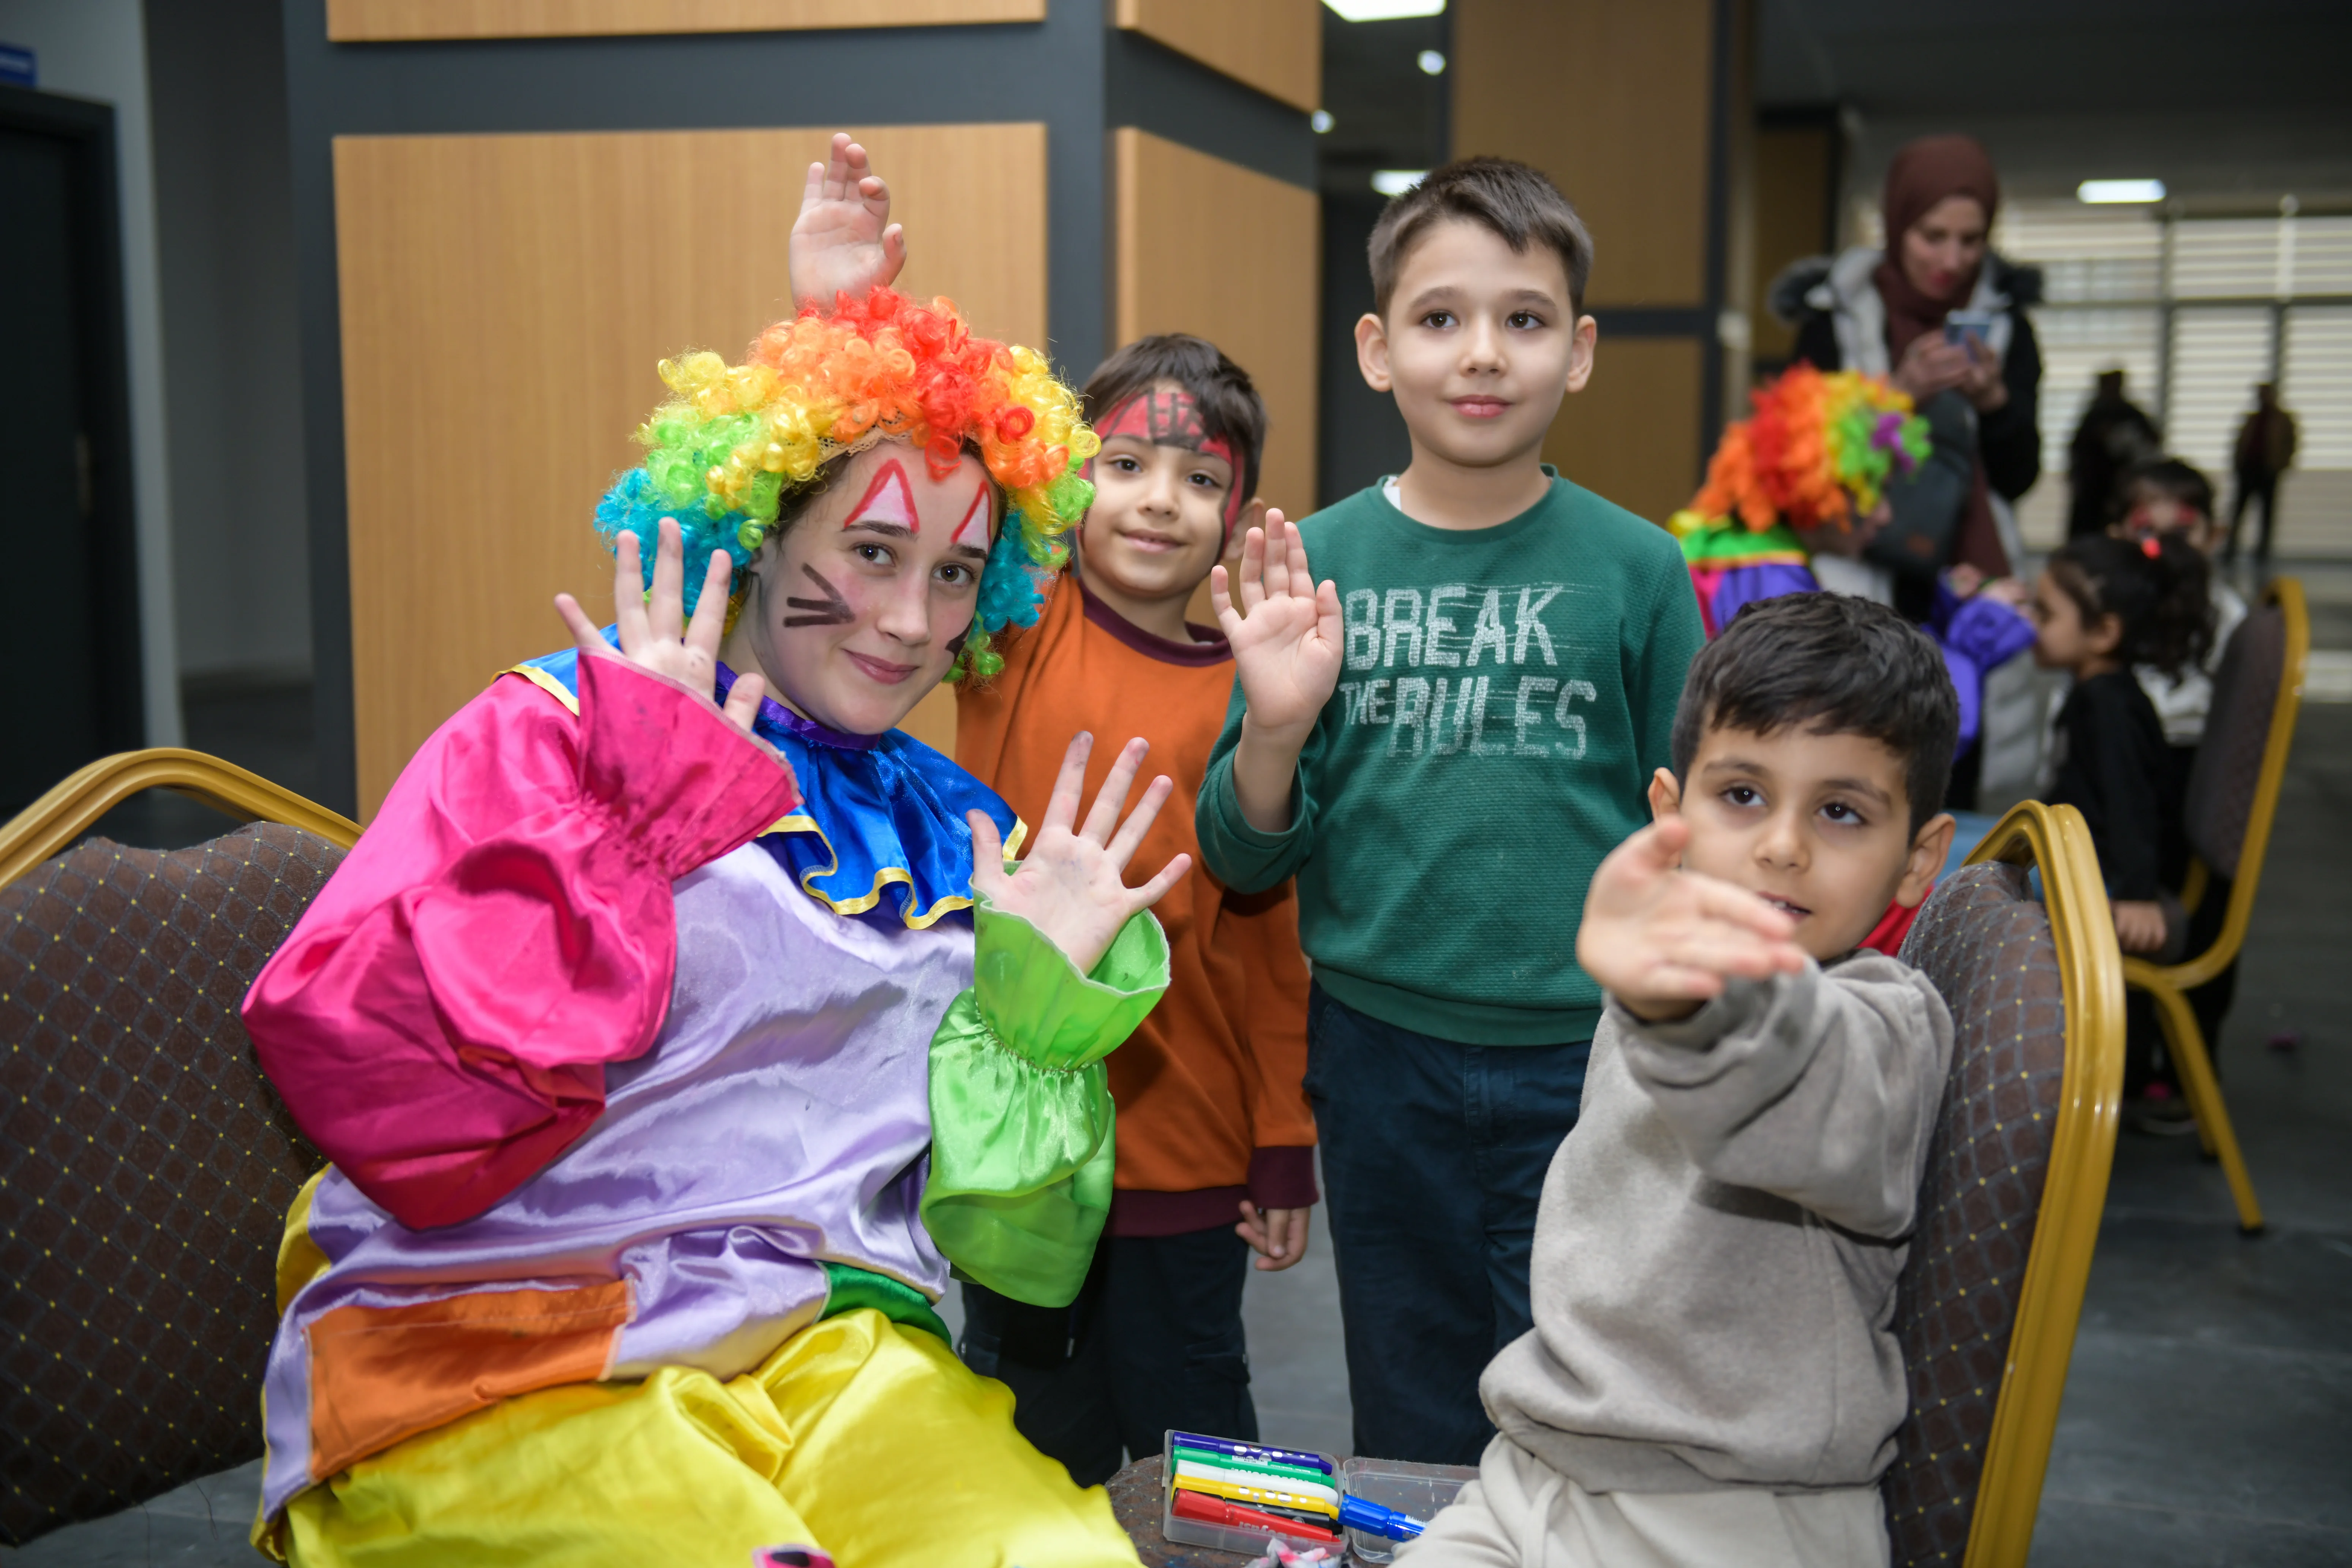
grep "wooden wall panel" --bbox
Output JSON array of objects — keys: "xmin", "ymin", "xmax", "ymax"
[
  {"xmin": 1452, "ymin": 0, "xmax": 1713, "ymax": 308},
  {"xmin": 1114, "ymin": 128, "xmax": 1319, "ymax": 525},
  {"xmin": 1750, "ymin": 123, "xmax": 1837, "ymax": 364},
  {"xmin": 327, "ymin": 0, "xmax": 1040, "ymax": 41},
  {"xmin": 334, "ymin": 123, "xmax": 1044, "ymax": 815},
  {"xmin": 1541, "ymin": 337, "xmax": 1704, "ymax": 526},
  {"xmin": 1114, "ymin": 0, "xmax": 1321, "ymax": 114}
]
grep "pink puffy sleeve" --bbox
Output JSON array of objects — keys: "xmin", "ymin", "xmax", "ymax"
[{"xmin": 245, "ymin": 654, "xmax": 799, "ymax": 1230}]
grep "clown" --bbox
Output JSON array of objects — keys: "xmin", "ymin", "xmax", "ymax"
[
  {"xmin": 242, "ymin": 181, "xmax": 1178, "ymax": 1562},
  {"xmin": 1669, "ymin": 364, "xmax": 2033, "ymax": 762}
]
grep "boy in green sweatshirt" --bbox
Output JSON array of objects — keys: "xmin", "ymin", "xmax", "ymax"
[{"xmin": 1195, "ymin": 157, "xmax": 1704, "ymax": 1464}]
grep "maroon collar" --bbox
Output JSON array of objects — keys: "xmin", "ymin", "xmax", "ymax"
[{"xmin": 1074, "ymin": 572, "xmax": 1231, "ymax": 667}]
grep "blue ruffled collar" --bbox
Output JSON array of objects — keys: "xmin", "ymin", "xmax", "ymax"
[{"xmin": 507, "ymin": 638, "xmax": 1020, "ymax": 929}]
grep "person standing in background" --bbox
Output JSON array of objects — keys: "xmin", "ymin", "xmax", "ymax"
[
  {"xmin": 1771, "ymin": 134, "xmax": 2043, "ymax": 621},
  {"xmin": 2068, "ymin": 368, "xmax": 2161, "ymax": 539},
  {"xmin": 2227, "ymin": 383, "xmax": 2298, "ymax": 564}
]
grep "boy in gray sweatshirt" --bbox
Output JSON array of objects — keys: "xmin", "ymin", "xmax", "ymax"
[{"xmin": 1404, "ymin": 593, "xmax": 1961, "ymax": 1568}]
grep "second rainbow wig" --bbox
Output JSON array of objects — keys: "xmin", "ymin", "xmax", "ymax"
[
  {"xmin": 1672, "ymin": 364, "xmax": 1930, "ymax": 539},
  {"xmin": 595, "ymin": 287, "xmax": 1100, "ymax": 681}
]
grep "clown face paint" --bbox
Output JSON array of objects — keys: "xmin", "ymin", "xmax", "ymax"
[
  {"xmin": 1091, "ymin": 388, "xmax": 1245, "ymax": 536},
  {"xmin": 840, "ymin": 458, "xmax": 923, "ymax": 533},
  {"xmin": 720, "ymin": 443, "xmax": 996, "ymax": 736},
  {"xmin": 1077, "ymin": 379, "xmax": 1241, "ymax": 643}
]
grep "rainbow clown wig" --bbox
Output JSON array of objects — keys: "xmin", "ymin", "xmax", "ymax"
[
  {"xmin": 1671, "ymin": 364, "xmax": 1933, "ymax": 638},
  {"xmin": 594, "ymin": 288, "xmax": 1100, "ymax": 680}
]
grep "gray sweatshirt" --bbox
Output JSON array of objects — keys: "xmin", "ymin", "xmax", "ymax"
[{"xmin": 1480, "ymin": 953, "xmax": 1954, "ymax": 1494}]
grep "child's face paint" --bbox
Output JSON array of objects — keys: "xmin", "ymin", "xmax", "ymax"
[
  {"xmin": 1080, "ymin": 380, "xmax": 1239, "ymax": 620},
  {"xmin": 1090, "ymin": 386, "xmax": 1246, "ymax": 536},
  {"xmin": 728, "ymin": 442, "xmax": 996, "ymax": 735}
]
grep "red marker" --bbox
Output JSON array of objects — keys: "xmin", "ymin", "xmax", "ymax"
[{"xmin": 1172, "ymin": 1487, "xmax": 1340, "ymax": 1544}]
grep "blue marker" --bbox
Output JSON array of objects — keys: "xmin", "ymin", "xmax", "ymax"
[
  {"xmin": 1339, "ymin": 1495, "xmax": 1428, "ymax": 1541},
  {"xmin": 1169, "ymin": 1432, "xmax": 1333, "ymax": 1475}
]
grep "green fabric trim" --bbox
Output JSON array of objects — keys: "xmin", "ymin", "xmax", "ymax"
[
  {"xmin": 820, "ymin": 1261, "xmax": 952, "ymax": 1346},
  {"xmin": 920, "ymin": 895, "xmax": 1171, "ymax": 1309},
  {"xmin": 1678, "ymin": 519, "xmax": 1811, "ymax": 564}
]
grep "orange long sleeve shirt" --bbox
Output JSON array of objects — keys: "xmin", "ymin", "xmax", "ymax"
[{"xmin": 957, "ymin": 572, "xmax": 1317, "ymax": 1236}]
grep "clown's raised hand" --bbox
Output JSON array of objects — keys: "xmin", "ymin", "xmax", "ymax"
[
  {"xmin": 968, "ymin": 733, "xmax": 1190, "ymax": 975},
  {"xmin": 554, "ymin": 516, "xmax": 767, "ymax": 743},
  {"xmin": 789, "ymin": 133, "xmax": 906, "ymax": 310}
]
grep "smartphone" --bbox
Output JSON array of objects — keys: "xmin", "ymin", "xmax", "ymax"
[{"xmin": 1944, "ymin": 310, "xmax": 1995, "ymax": 347}]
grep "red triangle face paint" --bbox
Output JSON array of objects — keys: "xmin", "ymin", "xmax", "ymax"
[
  {"xmin": 952, "ymin": 481, "xmax": 992, "ymax": 549},
  {"xmin": 843, "ymin": 458, "xmax": 921, "ymax": 533}
]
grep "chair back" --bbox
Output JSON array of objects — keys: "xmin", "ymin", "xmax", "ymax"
[
  {"xmin": 2, "ymin": 811, "xmax": 350, "ymax": 1543},
  {"xmin": 1881, "ymin": 802, "xmax": 2124, "ymax": 1568},
  {"xmin": 2183, "ymin": 577, "xmax": 2306, "ymax": 887}
]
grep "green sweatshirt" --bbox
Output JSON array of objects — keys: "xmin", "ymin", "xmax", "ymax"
[{"xmin": 1197, "ymin": 472, "xmax": 1703, "ymax": 1045}]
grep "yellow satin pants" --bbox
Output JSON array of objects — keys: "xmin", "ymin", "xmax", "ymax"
[{"xmin": 274, "ymin": 1309, "xmax": 1140, "ymax": 1568}]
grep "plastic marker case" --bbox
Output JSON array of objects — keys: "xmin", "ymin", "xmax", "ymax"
[{"xmin": 1160, "ymin": 1430, "xmax": 1343, "ymax": 1555}]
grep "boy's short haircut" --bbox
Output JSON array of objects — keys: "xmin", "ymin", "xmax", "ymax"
[
  {"xmin": 1081, "ymin": 334, "xmax": 1267, "ymax": 506},
  {"xmin": 1367, "ymin": 156, "xmax": 1594, "ymax": 319},
  {"xmin": 1670, "ymin": 594, "xmax": 1959, "ymax": 834},
  {"xmin": 2120, "ymin": 456, "xmax": 2215, "ymax": 522}
]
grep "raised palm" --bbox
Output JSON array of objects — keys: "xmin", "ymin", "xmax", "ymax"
[
  {"xmin": 554, "ymin": 517, "xmax": 767, "ymax": 740},
  {"xmin": 1210, "ymin": 514, "xmax": 1345, "ymax": 739},
  {"xmin": 969, "ymin": 734, "xmax": 1189, "ymax": 975},
  {"xmin": 788, "ymin": 133, "xmax": 906, "ymax": 309}
]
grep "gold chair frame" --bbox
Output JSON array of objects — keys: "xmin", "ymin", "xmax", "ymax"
[
  {"xmin": 1954, "ymin": 801, "xmax": 2126, "ymax": 1568},
  {"xmin": 0, "ymin": 748, "xmax": 362, "ymax": 888},
  {"xmin": 2120, "ymin": 577, "xmax": 2306, "ymax": 1235}
]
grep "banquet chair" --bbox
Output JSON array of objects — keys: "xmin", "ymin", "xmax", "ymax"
[
  {"xmin": 0, "ymin": 749, "xmax": 357, "ymax": 1545},
  {"xmin": 2124, "ymin": 576, "xmax": 2307, "ymax": 1234},
  {"xmin": 1880, "ymin": 800, "xmax": 2126, "ymax": 1568}
]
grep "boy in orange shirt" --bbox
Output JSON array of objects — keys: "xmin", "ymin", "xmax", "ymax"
[{"xmin": 788, "ymin": 139, "xmax": 1317, "ymax": 1484}]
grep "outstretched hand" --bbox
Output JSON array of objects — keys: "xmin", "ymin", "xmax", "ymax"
[
  {"xmin": 969, "ymin": 733, "xmax": 1190, "ymax": 975},
  {"xmin": 788, "ymin": 133, "xmax": 906, "ymax": 310},
  {"xmin": 1210, "ymin": 514, "xmax": 1345, "ymax": 743},
  {"xmin": 554, "ymin": 516, "xmax": 767, "ymax": 741},
  {"xmin": 1576, "ymin": 817, "xmax": 1808, "ymax": 1022}
]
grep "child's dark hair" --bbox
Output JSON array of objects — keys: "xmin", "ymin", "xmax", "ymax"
[
  {"xmin": 1081, "ymin": 334, "xmax": 1266, "ymax": 506},
  {"xmin": 2045, "ymin": 533, "xmax": 2215, "ymax": 681},
  {"xmin": 2118, "ymin": 456, "xmax": 2215, "ymax": 523},
  {"xmin": 1367, "ymin": 156, "xmax": 1593, "ymax": 319},
  {"xmin": 1671, "ymin": 594, "xmax": 1959, "ymax": 834}
]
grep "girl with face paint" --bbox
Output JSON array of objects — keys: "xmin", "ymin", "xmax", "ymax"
[{"xmin": 240, "ymin": 256, "xmax": 1185, "ymax": 1566}]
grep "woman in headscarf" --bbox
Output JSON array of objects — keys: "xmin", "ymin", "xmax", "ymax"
[{"xmin": 1770, "ymin": 134, "xmax": 2044, "ymax": 616}]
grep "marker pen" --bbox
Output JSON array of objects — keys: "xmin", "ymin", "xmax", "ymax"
[
  {"xmin": 1338, "ymin": 1494, "xmax": 1429, "ymax": 1541},
  {"xmin": 1170, "ymin": 1488, "xmax": 1340, "ymax": 1544},
  {"xmin": 1169, "ymin": 1432, "xmax": 1334, "ymax": 1474},
  {"xmin": 1173, "ymin": 1457, "xmax": 1339, "ymax": 1505},
  {"xmin": 1173, "ymin": 1472, "xmax": 1340, "ymax": 1519},
  {"xmin": 1172, "ymin": 1444, "xmax": 1332, "ymax": 1489}
]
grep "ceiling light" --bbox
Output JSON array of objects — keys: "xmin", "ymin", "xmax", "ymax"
[
  {"xmin": 1417, "ymin": 49, "xmax": 1447, "ymax": 74},
  {"xmin": 2077, "ymin": 179, "xmax": 2165, "ymax": 205},
  {"xmin": 1372, "ymin": 170, "xmax": 1428, "ymax": 197},
  {"xmin": 1311, "ymin": 109, "xmax": 1334, "ymax": 133},
  {"xmin": 1322, "ymin": 0, "xmax": 1446, "ymax": 20}
]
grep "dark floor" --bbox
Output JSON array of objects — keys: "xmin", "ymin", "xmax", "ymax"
[{"xmin": 9, "ymin": 566, "xmax": 2349, "ymax": 1565}]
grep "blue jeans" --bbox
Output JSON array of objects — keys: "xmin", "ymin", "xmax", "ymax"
[{"xmin": 1305, "ymin": 982, "xmax": 1591, "ymax": 1465}]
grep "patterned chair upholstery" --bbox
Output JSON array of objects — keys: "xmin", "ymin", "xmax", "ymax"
[
  {"xmin": 1881, "ymin": 804, "xmax": 2124, "ymax": 1568},
  {"xmin": 0, "ymin": 822, "xmax": 348, "ymax": 1545}
]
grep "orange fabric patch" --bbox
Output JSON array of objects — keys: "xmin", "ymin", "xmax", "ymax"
[{"xmin": 307, "ymin": 1281, "xmax": 631, "ymax": 1479}]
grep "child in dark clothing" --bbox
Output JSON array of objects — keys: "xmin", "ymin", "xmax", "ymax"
[{"xmin": 2029, "ymin": 533, "xmax": 2216, "ymax": 961}]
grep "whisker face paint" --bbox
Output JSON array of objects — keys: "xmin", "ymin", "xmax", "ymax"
[
  {"xmin": 782, "ymin": 563, "xmax": 854, "ymax": 627},
  {"xmin": 1093, "ymin": 388, "xmax": 1245, "ymax": 534},
  {"xmin": 841, "ymin": 457, "xmax": 923, "ymax": 534}
]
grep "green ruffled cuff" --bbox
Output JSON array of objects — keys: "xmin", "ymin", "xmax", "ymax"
[{"xmin": 920, "ymin": 893, "xmax": 1171, "ymax": 1309}]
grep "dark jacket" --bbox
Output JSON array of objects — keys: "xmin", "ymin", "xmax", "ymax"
[{"xmin": 1771, "ymin": 248, "xmax": 2044, "ymax": 504}]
